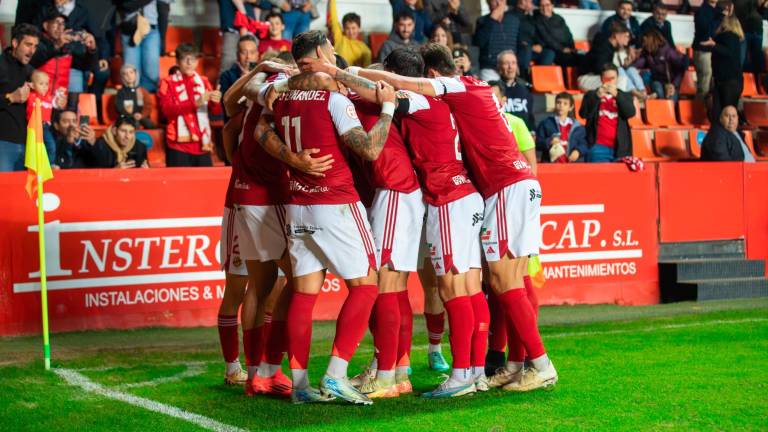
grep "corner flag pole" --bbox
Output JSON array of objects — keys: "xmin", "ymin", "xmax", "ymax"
[{"xmin": 37, "ymin": 171, "xmax": 51, "ymax": 370}]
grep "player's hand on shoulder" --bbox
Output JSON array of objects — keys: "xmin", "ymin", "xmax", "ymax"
[
  {"xmin": 294, "ymin": 148, "xmax": 335, "ymax": 177},
  {"xmin": 298, "ymin": 56, "xmax": 332, "ymax": 75},
  {"xmin": 376, "ymin": 81, "xmax": 396, "ymax": 106}
]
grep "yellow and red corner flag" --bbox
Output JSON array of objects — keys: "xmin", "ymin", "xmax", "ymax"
[
  {"xmin": 24, "ymin": 99, "xmax": 54, "ymax": 370},
  {"xmin": 24, "ymin": 99, "xmax": 53, "ymax": 198},
  {"xmin": 528, "ymin": 255, "xmax": 546, "ymax": 289}
]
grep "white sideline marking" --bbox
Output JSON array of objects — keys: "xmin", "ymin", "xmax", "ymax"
[
  {"xmin": 53, "ymin": 368, "xmax": 247, "ymax": 432},
  {"xmin": 116, "ymin": 362, "xmax": 207, "ymax": 389}
]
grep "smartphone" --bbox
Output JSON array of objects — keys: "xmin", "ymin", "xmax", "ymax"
[
  {"xmin": 248, "ymin": 61, "xmax": 258, "ymax": 71},
  {"xmin": 79, "ymin": 115, "xmax": 90, "ymax": 126}
]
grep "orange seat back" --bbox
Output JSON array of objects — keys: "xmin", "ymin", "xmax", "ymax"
[
  {"xmin": 101, "ymin": 93, "xmax": 118, "ymax": 125},
  {"xmin": 368, "ymin": 33, "xmax": 389, "ymax": 61},
  {"xmin": 201, "ymin": 28, "xmax": 222, "ymax": 57},
  {"xmin": 165, "ymin": 27, "xmax": 194, "ymax": 55},
  {"xmin": 77, "ymin": 93, "xmax": 99, "ymax": 125},
  {"xmin": 743, "ymin": 101, "xmax": 768, "ymax": 127},
  {"xmin": 574, "ymin": 40, "xmax": 590, "ymax": 51},
  {"xmin": 631, "ymin": 129, "xmax": 663, "ymax": 160},
  {"xmin": 654, "ymin": 129, "xmax": 690, "ymax": 159},
  {"xmin": 678, "ymin": 99, "xmax": 709, "ymax": 126},
  {"xmin": 688, "ymin": 129, "xmax": 706, "ymax": 158},
  {"xmin": 531, "ymin": 65, "xmax": 566, "ymax": 93},
  {"xmin": 645, "ymin": 99, "xmax": 679, "ymax": 127},
  {"xmin": 679, "ymin": 70, "xmax": 697, "ymax": 96},
  {"xmin": 628, "ymin": 99, "xmax": 646, "ymax": 127},
  {"xmin": 742, "ymin": 73, "xmax": 759, "ymax": 97}
]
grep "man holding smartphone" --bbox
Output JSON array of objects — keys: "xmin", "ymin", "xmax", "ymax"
[
  {"xmin": 51, "ymin": 108, "xmax": 97, "ymax": 169},
  {"xmin": 218, "ymin": 35, "xmax": 260, "ymax": 121}
]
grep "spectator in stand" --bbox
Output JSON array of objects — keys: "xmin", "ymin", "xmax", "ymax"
[
  {"xmin": 378, "ymin": 11, "xmax": 422, "ymax": 62},
  {"xmin": 693, "ymin": 0, "xmax": 726, "ymax": 100},
  {"xmin": 16, "ymin": 0, "xmax": 47, "ymax": 26},
  {"xmin": 534, "ymin": 0, "xmax": 578, "ymax": 69},
  {"xmin": 710, "ymin": 15, "xmax": 744, "ymax": 122},
  {"xmin": 701, "ymin": 106, "xmax": 755, "ymax": 161},
  {"xmin": 640, "ymin": 3, "xmax": 675, "ymax": 47},
  {"xmin": 269, "ymin": 0, "xmax": 319, "ymax": 40},
  {"xmin": 78, "ymin": 0, "xmax": 115, "ymax": 124},
  {"xmin": 514, "ymin": 0, "xmax": 549, "ymax": 81},
  {"xmin": 327, "ymin": 0, "xmax": 372, "ymax": 67},
  {"xmin": 116, "ymin": 0, "xmax": 161, "ymax": 93},
  {"xmin": 27, "ymin": 70, "xmax": 66, "ymax": 163},
  {"xmin": 424, "ymin": 0, "xmax": 472, "ymax": 46},
  {"xmin": 158, "ymin": 43, "xmax": 222, "ymax": 167},
  {"xmin": 579, "ymin": 64, "xmax": 636, "ymax": 163},
  {"xmin": 733, "ymin": 0, "xmax": 766, "ymax": 75},
  {"xmin": 218, "ymin": 35, "xmax": 259, "ymax": 122},
  {"xmin": 259, "ymin": 12, "xmax": 293, "ymax": 55},
  {"xmin": 580, "ymin": 23, "xmax": 648, "ymax": 100},
  {"xmin": 0, "ymin": 24, "xmax": 39, "ymax": 172},
  {"xmin": 601, "ymin": 0, "xmax": 641, "ymax": 47},
  {"xmin": 157, "ymin": 0, "xmax": 172, "ymax": 55},
  {"xmin": 497, "ymin": 50, "xmax": 535, "ymax": 131},
  {"xmin": 489, "ymin": 80, "xmax": 538, "ymax": 173},
  {"xmin": 536, "ymin": 92, "xmax": 588, "ymax": 163},
  {"xmin": 51, "ymin": 107, "xmax": 97, "ymax": 169},
  {"xmin": 30, "ymin": 7, "xmax": 97, "ymax": 109},
  {"xmin": 116, "ymin": 64, "xmax": 156, "ymax": 129},
  {"xmin": 86, "ymin": 116, "xmax": 149, "ymax": 168},
  {"xmin": 391, "ymin": 0, "xmax": 433, "ymax": 43},
  {"xmin": 218, "ymin": 0, "xmax": 258, "ymax": 71},
  {"xmin": 430, "ymin": 23, "xmax": 454, "ymax": 48},
  {"xmin": 451, "ymin": 46, "xmax": 475, "ymax": 76},
  {"xmin": 632, "ymin": 29, "xmax": 688, "ymax": 100},
  {"xmin": 579, "ymin": 0, "xmax": 601, "ymax": 10},
  {"xmin": 474, "ymin": 0, "xmax": 519, "ymax": 81}
]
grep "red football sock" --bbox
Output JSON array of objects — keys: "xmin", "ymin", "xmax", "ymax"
[
  {"xmin": 469, "ymin": 292, "xmax": 490, "ymax": 368},
  {"xmin": 261, "ymin": 313, "xmax": 273, "ymax": 363},
  {"xmin": 444, "ymin": 296, "xmax": 474, "ymax": 369},
  {"xmin": 486, "ymin": 289, "xmax": 507, "ymax": 352},
  {"xmin": 523, "ymin": 275, "xmax": 539, "ymax": 317},
  {"xmin": 396, "ymin": 290, "xmax": 413, "ymax": 367},
  {"xmin": 287, "ymin": 292, "xmax": 318, "ymax": 370},
  {"xmin": 265, "ymin": 320, "xmax": 287, "ymax": 365},
  {"xmin": 424, "ymin": 311, "xmax": 445, "ymax": 345},
  {"xmin": 243, "ymin": 325, "xmax": 265, "ymax": 367},
  {"xmin": 506, "ymin": 318, "xmax": 526, "ymax": 363},
  {"xmin": 372, "ymin": 293, "xmax": 400, "ymax": 371},
  {"xmin": 217, "ymin": 314, "xmax": 239, "ymax": 363},
  {"xmin": 497, "ymin": 289, "xmax": 545, "ymax": 360},
  {"xmin": 332, "ymin": 284, "xmax": 378, "ymax": 361}
]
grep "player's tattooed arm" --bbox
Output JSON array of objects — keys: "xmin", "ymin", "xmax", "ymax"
[
  {"xmin": 287, "ymin": 72, "xmax": 339, "ymax": 92},
  {"xmin": 341, "ymin": 81, "xmax": 395, "ymax": 161},
  {"xmin": 255, "ymin": 114, "xmax": 335, "ymax": 177}
]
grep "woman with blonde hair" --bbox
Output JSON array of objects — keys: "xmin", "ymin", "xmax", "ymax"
[{"xmin": 710, "ymin": 15, "xmax": 744, "ymax": 121}]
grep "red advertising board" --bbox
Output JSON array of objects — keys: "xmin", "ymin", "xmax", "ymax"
[{"xmin": 2, "ymin": 164, "xmax": 659, "ymax": 336}]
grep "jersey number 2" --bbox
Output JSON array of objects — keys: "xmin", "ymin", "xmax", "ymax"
[
  {"xmin": 281, "ymin": 116, "xmax": 302, "ymax": 152},
  {"xmin": 449, "ymin": 113, "xmax": 462, "ymax": 161}
]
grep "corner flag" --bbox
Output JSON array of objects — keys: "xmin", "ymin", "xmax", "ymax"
[{"xmin": 24, "ymin": 99, "xmax": 53, "ymax": 370}]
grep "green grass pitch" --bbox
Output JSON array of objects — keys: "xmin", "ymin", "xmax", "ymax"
[{"xmin": 1, "ymin": 298, "xmax": 767, "ymax": 431}]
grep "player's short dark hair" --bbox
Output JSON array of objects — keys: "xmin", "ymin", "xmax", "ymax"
[
  {"xmin": 175, "ymin": 43, "xmax": 199, "ymax": 60},
  {"xmin": 11, "ymin": 23, "xmax": 39, "ymax": 42},
  {"xmin": 276, "ymin": 51, "xmax": 296, "ymax": 65},
  {"xmin": 342, "ymin": 12, "xmax": 361, "ymax": 27},
  {"xmin": 601, "ymin": 63, "xmax": 619, "ymax": 75},
  {"xmin": 487, "ymin": 80, "xmax": 505, "ymax": 95},
  {"xmin": 266, "ymin": 11, "xmax": 284, "ymax": 23},
  {"xmin": 617, "ymin": 0, "xmax": 634, "ymax": 8},
  {"xmin": 609, "ymin": 22, "xmax": 630, "ymax": 36},
  {"xmin": 652, "ymin": 1, "xmax": 667, "ymax": 10},
  {"xmin": 52, "ymin": 107, "xmax": 77, "ymax": 124},
  {"xmin": 291, "ymin": 30, "xmax": 328, "ymax": 60},
  {"xmin": 383, "ymin": 48, "xmax": 424, "ymax": 78},
  {"xmin": 335, "ymin": 53, "xmax": 349, "ymax": 69},
  {"xmin": 238, "ymin": 34, "xmax": 258, "ymax": 46},
  {"xmin": 555, "ymin": 91, "xmax": 574, "ymax": 106},
  {"xmin": 116, "ymin": 115, "xmax": 138, "ymax": 130},
  {"xmin": 421, "ymin": 43, "xmax": 456, "ymax": 77},
  {"xmin": 395, "ymin": 9, "xmax": 415, "ymax": 23}
]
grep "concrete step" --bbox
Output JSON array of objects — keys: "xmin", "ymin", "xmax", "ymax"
[
  {"xmin": 659, "ymin": 259, "xmax": 766, "ymax": 283},
  {"xmin": 676, "ymin": 278, "xmax": 768, "ymax": 302},
  {"xmin": 659, "ymin": 239, "xmax": 745, "ymax": 261}
]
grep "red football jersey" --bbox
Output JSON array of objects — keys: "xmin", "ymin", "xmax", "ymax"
[
  {"xmin": 398, "ymin": 91, "xmax": 477, "ymax": 206},
  {"xmin": 430, "ymin": 76, "xmax": 535, "ymax": 198},
  {"xmin": 350, "ymin": 96, "xmax": 420, "ymax": 194},
  {"xmin": 273, "ymin": 90, "xmax": 362, "ymax": 205},
  {"xmin": 230, "ymin": 103, "xmax": 289, "ymax": 206}
]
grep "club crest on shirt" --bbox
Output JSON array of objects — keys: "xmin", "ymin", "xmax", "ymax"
[{"xmin": 345, "ymin": 104, "xmax": 358, "ymax": 119}]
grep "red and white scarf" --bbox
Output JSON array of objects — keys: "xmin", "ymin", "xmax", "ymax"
[{"xmin": 169, "ymin": 71, "xmax": 211, "ymax": 148}]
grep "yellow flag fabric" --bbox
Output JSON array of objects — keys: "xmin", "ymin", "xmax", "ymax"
[
  {"xmin": 528, "ymin": 255, "xmax": 545, "ymax": 288},
  {"xmin": 24, "ymin": 99, "xmax": 53, "ymax": 198}
]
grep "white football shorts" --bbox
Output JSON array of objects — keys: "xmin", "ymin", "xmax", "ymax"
[
  {"xmin": 368, "ymin": 188, "xmax": 425, "ymax": 272},
  {"xmin": 235, "ymin": 204, "xmax": 288, "ymax": 263},
  {"xmin": 425, "ymin": 192, "xmax": 484, "ymax": 276},
  {"xmin": 481, "ymin": 179, "xmax": 542, "ymax": 261},
  {"xmin": 220, "ymin": 206, "xmax": 248, "ymax": 276}
]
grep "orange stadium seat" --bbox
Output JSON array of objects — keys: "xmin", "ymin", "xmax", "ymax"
[
  {"xmin": 740, "ymin": 73, "xmax": 768, "ymax": 98},
  {"xmin": 743, "ymin": 130, "xmax": 768, "ymax": 161},
  {"xmin": 688, "ymin": 128, "xmax": 706, "ymax": 158},
  {"xmin": 145, "ymin": 129, "xmax": 166, "ymax": 167},
  {"xmin": 531, "ymin": 65, "xmax": 574, "ymax": 94},
  {"xmin": 78, "ymin": 93, "xmax": 99, "ymax": 125},
  {"xmin": 201, "ymin": 28, "xmax": 222, "ymax": 57},
  {"xmin": 165, "ymin": 26, "xmax": 195, "ymax": 55},
  {"xmin": 678, "ymin": 99, "xmax": 709, "ymax": 127},
  {"xmin": 202, "ymin": 57, "xmax": 221, "ymax": 85},
  {"xmin": 629, "ymin": 99, "xmax": 650, "ymax": 129},
  {"xmin": 744, "ymin": 101, "xmax": 768, "ymax": 127},
  {"xmin": 654, "ymin": 128, "xmax": 691, "ymax": 160},
  {"xmin": 632, "ymin": 129, "xmax": 667, "ymax": 161},
  {"xmin": 566, "ymin": 66, "xmax": 579, "ymax": 90},
  {"xmin": 573, "ymin": 97, "xmax": 585, "ymax": 124},
  {"xmin": 755, "ymin": 129, "xmax": 768, "ymax": 158},
  {"xmin": 679, "ymin": 70, "xmax": 697, "ymax": 97},
  {"xmin": 101, "ymin": 93, "xmax": 118, "ymax": 125},
  {"xmin": 645, "ymin": 99, "xmax": 680, "ymax": 127},
  {"xmin": 368, "ymin": 32, "xmax": 389, "ymax": 61},
  {"xmin": 574, "ymin": 40, "xmax": 590, "ymax": 51}
]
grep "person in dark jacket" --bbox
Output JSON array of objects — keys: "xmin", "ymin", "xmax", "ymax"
[
  {"xmin": 701, "ymin": 106, "xmax": 755, "ymax": 161},
  {"xmin": 0, "ymin": 24, "xmax": 39, "ymax": 172},
  {"xmin": 15, "ymin": 0, "xmax": 47, "ymax": 26},
  {"xmin": 639, "ymin": 3, "xmax": 675, "ymax": 47},
  {"xmin": 710, "ymin": 15, "xmax": 744, "ymax": 123},
  {"xmin": 424, "ymin": 0, "xmax": 472, "ymax": 46},
  {"xmin": 536, "ymin": 92, "xmax": 587, "ymax": 163},
  {"xmin": 52, "ymin": 108, "xmax": 98, "ymax": 168},
  {"xmin": 692, "ymin": 0, "xmax": 725, "ymax": 99},
  {"xmin": 390, "ymin": 0, "xmax": 433, "ymax": 43},
  {"xmin": 116, "ymin": 63, "xmax": 156, "ymax": 129},
  {"xmin": 600, "ymin": 0, "xmax": 641, "ymax": 47},
  {"xmin": 534, "ymin": 0, "xmax": 578, "ymax": 68},
  {"xmin": 497, "ymin": 50, "xmax": 535, "ymax": 131},
  {"xmin": 579, "ymin": 64, "xmax": 636, "ymax": 162},
  {"xmin": 632, "ymin": 29, "xmax": 688, "ymax": 100},
  {"xmin": 86, "ymin": 116, "xmax": 149, "ymax": 168},
  {"xmin": 733, "ymin": 0, "xmax": 766, "ymax": 75},
  {"xmin": 514, "ymin": 0, "xmax": 549, "ymax": 81},
  {"xmin": 473, "ymin": 0, "xmax": 519, "ymax": 81},
  {"xmin": 378, "ymin": 11, "xmax": 423, "ymax": 62},
  {"xmin": 218, "ymin": 35, "xmax": 260, "ymax": 121}
]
